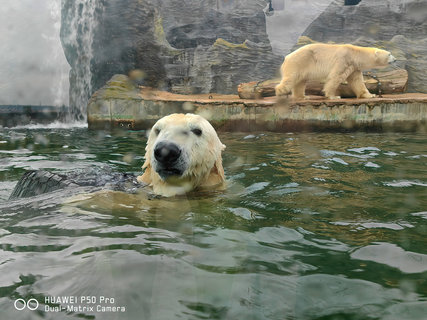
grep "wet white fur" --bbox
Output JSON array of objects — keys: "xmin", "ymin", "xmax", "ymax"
[{"xmin": 137, "ymin": 113, "xmax": 226, "ymax": 197}]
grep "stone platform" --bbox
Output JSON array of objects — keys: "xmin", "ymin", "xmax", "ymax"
[{"xmin": 87, "ymin": 87, "xmax": 427, "ymax": 132}]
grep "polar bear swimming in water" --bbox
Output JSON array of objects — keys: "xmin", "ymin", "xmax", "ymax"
[
  {"xmin": 275, "ymin": 43, "xmax": 396, "ymax": 100},
  {"xmin": 10, "ymin": 114, "xmax": 226, "ymax": 200},
  {"xmin": 137, "ymin": 113, "xmax": 226, "ymax": 197}
]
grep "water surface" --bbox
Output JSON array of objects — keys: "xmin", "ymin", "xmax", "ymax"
[{"xmin": 0, "ymin": 127, "xmax": 426, "ymax": 319}]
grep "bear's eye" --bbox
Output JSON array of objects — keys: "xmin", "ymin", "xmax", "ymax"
[
  {"xmin": 154, "ymin": 128, "xmax": 161, "ymax": 135},
  {"xmin": 191, "ymin": 128, "xmax": 202, "ymax": 136}
]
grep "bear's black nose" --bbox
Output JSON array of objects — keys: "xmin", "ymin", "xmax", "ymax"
[{"xmin": 154, "ymin": 141, "xmax": 181, "ymax": 165}]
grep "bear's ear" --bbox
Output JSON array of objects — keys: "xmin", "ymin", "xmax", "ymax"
[
  {"xmin": 201, "ymin": 150, "xmax": 225, "ymax": 189},
  {"xmin": 214, "ymin": 142, "xmax": 226, "ymax": 182},
  {"xmin": 137, "ymin": 136, "xmax": 154, "ymax": 185},
  {"xmin": 213, "ymin": 150, "xmax": 225, "ymax": 182},
  {"xmin": 137, "ymin": 157, "xmax": 152, "ymax": 184}
]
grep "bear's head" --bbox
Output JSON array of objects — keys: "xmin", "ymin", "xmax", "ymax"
[{"xmin": 375, "ymin": 49, "xmax": 396, "ymax": 66}]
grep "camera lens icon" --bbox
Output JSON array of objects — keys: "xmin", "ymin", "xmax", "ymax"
[{"xmin": 14, "ymin": 298, "xmax": 39, "ymax": 311}]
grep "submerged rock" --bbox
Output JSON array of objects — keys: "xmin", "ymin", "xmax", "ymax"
[
  {"xmin": 9, "ymin": 171, "xmax": 77, "ymax": 199},
  {"xmin": 9, "ymin": 169, "xmax": 142, "ymax": 200}
]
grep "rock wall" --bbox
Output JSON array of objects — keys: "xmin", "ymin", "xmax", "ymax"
[
  {"xmin": 301, "ymin": 0, "xmax": 427, "ymax": 93},
  {"xmin": 61, "ymin": 0, "xmax": 282, "ymax": 118}
]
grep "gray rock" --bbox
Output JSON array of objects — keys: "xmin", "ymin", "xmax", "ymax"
[
  {"xmin": 9, "ymin": 171, "xmax": 77, "ymax": 199},
  {"xmin": 303, "ymin": 0, "xmax": 427, "ymax": 43},
  {"xmin": 301, "ymin": 0, "xmax": 427, "ymax": 93},
  {"xmin": 9, "ymin": 169, "xmax": 145, "ymax": 199},
  {"xmin": 388, "ymin": 35, "xmax": 427, "ymax": 94},
  {"xmin": 174, "ymin": 39, "xmax": 281, "ymax": 95}
]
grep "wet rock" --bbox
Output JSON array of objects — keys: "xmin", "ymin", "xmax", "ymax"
[
  {"xmin": 9, "ymin": 169, "xmax": 143, "ymax": 200},
  {"xmin": 9, "ymin": 171, "xmax": 78, "ymax": 199}
]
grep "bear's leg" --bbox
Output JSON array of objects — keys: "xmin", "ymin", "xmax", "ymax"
[
  {"xmin": 347, "ymin": 70, "xmax": 376, "ymax": 99},
  {"xmin": 323, "ymin": 78, "xmax": 343, "ymax": 99},
  {"xmin": 324, "ymin": 65, "xmax": 355, "ymax": 99},
  {"xmin": 292, "ymin": 81, "xmax": 307, "ymax": 100},
  {"xmin": 275, "ymin": 77, "xmax": 293, "ymax": 96}
]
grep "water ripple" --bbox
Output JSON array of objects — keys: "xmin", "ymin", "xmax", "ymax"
[{"xmin": 351, "ymin": 243, "xmax": 427, "ymax": 274}]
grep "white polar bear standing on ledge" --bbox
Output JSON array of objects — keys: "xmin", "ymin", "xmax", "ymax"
[{"xmin": 275, "ymin": 43, "xmax": 396, "ymax": 99}]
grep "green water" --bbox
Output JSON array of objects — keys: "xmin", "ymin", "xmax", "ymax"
[{"xmin": 0, "ymin": 127, "xmax": 426, "ymax": 320}]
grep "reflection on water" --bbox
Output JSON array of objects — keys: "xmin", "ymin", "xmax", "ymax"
[{"xmin": 0, "ymin": 128, "xmax": 426, "ymax": 319}]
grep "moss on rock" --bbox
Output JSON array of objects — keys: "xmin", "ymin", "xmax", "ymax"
[
  {"xmin": 92, "ymin": 74, "xmax": 142, "ymax": 101},
  {"xmin": 213, "ymin": 38, "xmax": 249, "ymax": 50}
]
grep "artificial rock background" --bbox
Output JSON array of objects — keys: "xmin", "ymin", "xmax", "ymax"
[
  {"xmin": 61, "ymin": 0, "xmax": 427, "ymax": 118},
  {"xmin": 60, "ymin": 0, "xmax": 282, "ymax": 117}
]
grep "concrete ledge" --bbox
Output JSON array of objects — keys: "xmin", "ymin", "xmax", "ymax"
[{"xmin": 87, "ymin": 87, "xmax": 427, "ymax": 132}]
